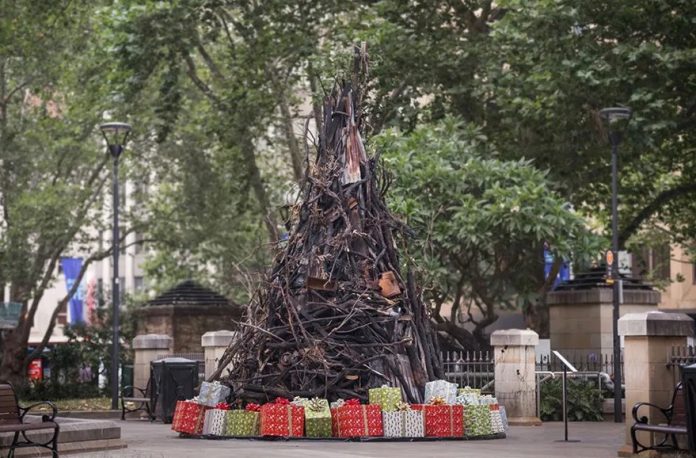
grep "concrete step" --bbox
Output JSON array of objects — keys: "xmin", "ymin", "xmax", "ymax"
[{"xmin": 0, "ymin": 416, "xmax": 126, "ymax": 457}]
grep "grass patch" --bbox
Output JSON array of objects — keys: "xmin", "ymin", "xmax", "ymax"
[{"xmin": 20, "ymin": 397, "xmax": 113, "ymax": 411}]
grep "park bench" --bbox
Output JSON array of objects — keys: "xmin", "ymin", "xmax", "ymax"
[
  {"xmin": 631, "ymin": 382, "xmax": 688, "ymax": 454},
  {"xmin": 120, "ymin": 379, "xmax": 155, "ymax": 421},
  {"xmin": 0, "ymin": 382, "xmax": 59, "ymax": 457}
]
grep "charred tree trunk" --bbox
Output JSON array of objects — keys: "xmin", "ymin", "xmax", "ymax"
[{"xmin": 213, "ymin": 49, "xmax": 441, "ymax": 403}]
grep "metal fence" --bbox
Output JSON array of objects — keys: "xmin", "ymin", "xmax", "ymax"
[
  {"xmin": 441, "ymin": 350, "xmax": 623, "ymax": 394},
  {"xmin": 441, "ymin": 351, "xmax": 494, "ymax": 391},
  {"xmin": 668, "ymin": 345, "xmax": 696, "ymax": 386},
  {"xmin": 536, "ymin": 351, "xmax": 622, "ymax": 379}
]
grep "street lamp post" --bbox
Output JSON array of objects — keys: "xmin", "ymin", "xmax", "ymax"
[
  {"xmin": 100, "ymin": 122, "xmax": 132, "ymax": 410},
  {"xmin": 599, "ymin": 107, "xmax": 632, "ymax": 423}
]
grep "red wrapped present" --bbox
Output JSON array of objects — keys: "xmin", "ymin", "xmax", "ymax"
[
  {"xmin": 171, "ymin": 400, "xmax": 212, "ymax": 435},
  {"xmin": 331, "ymin": 408, "xmax": 338, "ymax": 436},
  {"xmin": 333, "ymin": 400, "xmax": 383, "ymax": 437},
  {"xmin": 259, "ymin": 397, "xmax": 304, "ymax": 437},
  {"xmin": 411, "ymin": 404, "xmax": 464, "ymax": 437}
]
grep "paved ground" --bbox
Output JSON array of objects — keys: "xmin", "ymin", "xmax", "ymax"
[{"xmin": 69, "ymin": 420, "xmax": 626, "ymax": 458}]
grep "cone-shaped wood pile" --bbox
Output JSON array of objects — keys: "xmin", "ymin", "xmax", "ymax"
[{"xmin": 212, "ymin": 51, "xmax": 443, "ymax": 403}]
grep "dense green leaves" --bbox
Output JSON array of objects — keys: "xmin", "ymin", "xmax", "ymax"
[{"xmin": 377, "ymin": 119, "xmax": 602, "ymax": 347}]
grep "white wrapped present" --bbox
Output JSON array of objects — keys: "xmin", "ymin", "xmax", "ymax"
[
  {"xmin": 424, "ymin": 380, "xmax": 457, "ymax": 405},
  {"xmin": 489, "ymin": 406, "xmax": 505, "ymax": 434},
  {"xmin": 198, "ymin": 381, "xmax": 231, "ymax": 407},
  {"xmin": 478, "ymin": 395, "xmax": 498, "ymax": 405},
  {"xmin": 382, "ymin": 405, "xmax": 425, "ymax": 437},
  {"xmin": 455, "ymin": 394, "xmax": 479, "ymax": 405},
  {"xmin": 202, "ymin": 408, "xmax": 228, "ymax": 436},
  {"xmin": 499, "ymin": 405, "xmax": 509, "ymax": 430}
]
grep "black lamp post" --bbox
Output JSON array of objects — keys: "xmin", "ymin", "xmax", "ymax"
[
  {"xmin": 100, "ymin": 122, "xmax": 132, "ymax": 410},
  {"xmin": 599, "ymin": 107, "xmax": 632, "ymax": 423}
]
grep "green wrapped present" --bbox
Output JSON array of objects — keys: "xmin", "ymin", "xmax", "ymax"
[
  {"xmin": 368, "ymin": 385, "xmax": 402, "ymax": 412},
  {"xmin": 464, "ymin": 404, "xmax": 493, "ymax": 437},
  {"xmin": 457, "ymin": 386, "xmax": 481, "ymax": 397},
  {"xmin": 302, "ymin": 398, "xmax": 332, "ymax": 438},
  {"xmin": 225, "ymin": 408, "xmax": 260, "ymax": 436}
]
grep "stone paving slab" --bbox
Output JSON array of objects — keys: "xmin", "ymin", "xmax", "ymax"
[{"xmin": 68, "ymin": 420, "xmax": 625, "ymax": 458}]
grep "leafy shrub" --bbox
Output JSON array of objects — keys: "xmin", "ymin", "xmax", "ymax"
[
  {"xmin": 540, "ymin": 377, "xmax": 603, "ymax": 421},
  {"xmin": 19, "ymin": 305, "xmax": 136, "ymax": 401}
]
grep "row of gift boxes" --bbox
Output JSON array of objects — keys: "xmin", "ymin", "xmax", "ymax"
[{"xmin": 172, "ymin": 401, "xmax": 508, "ymax": 438}]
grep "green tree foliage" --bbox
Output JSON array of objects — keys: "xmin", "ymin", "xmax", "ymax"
[
  {"xmin": 108, "ymin": 1, "xmax": 362, "ymax": 296},
  {"xmin": 358, "ymin": 0, "xmax": 696, "ymax": 247},
  {"xmin": 0, "ymin": 0, "xmax": 137, "ymax": 383},
  {"xmin": 377, "ymin": 119, "xmax": 601, "ymax": 348}
]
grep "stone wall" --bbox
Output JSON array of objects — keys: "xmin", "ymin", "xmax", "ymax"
[
  {"xmin": 548, "ymin": 288, "xmax": 660, "ymax": 356},
  {"xmin": 136, "ymin": 305, "xmax": 240, "ymax": 353}
]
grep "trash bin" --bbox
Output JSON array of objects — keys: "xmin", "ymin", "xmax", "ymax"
[
  {"xmin": 150, "ymin": 357, "xmax": 198, "ymax": 423},
  {"xmin": 681, "ymin": 363, "xmax": 696, "ymax": 451}
]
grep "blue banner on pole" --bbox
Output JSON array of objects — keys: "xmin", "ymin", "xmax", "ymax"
[
  {"xmin": 544, "ymin": 245, "xmax": 570, "ymax": 290},
  {"xmin": 60, "ymin": 257, "xmax": 85, "ymax": 325}
]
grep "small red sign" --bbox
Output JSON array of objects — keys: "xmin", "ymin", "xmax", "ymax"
[
  {"xmin": 27, "ymin": 359, "xmax": 42, "ymax": 381},
  {"xmin": 606, "ymin": 250, "xmax": 614, "ymax": 266}
]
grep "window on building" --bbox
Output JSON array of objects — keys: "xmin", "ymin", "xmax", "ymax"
[{"xmin": 134, "ymin": 276, "xmax": 145, "ymax": 292}]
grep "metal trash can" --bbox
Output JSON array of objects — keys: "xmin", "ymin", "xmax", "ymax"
[
  {"xmin": 681, "ymin": 363, "xmax": 696, "ymax": 451},
  {"xmin": 150, "ymin": 357, "xmax": 198, "ymax": 423}
]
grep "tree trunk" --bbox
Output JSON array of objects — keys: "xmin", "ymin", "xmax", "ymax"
[
  {"xmin": 239, "ymin": 135, "xmax": 278, "ymax": 243},
  {"xmin": 277, "ymin": 90, "xmax": 304, "ymax": 183},
  {"xmin": 0, "ymin": 324, "xmax": 29, "ymax": 386}
]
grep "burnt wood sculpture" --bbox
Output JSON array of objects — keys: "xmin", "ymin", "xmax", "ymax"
[{"xmin": 211, "ymin": 46, "xmax": 443, "ymax": 403}]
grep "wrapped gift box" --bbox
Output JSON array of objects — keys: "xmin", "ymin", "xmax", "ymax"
[
  {"xmin": 198, "ymin": 381, "xmax": 231, "ymax": 407},
  {"xmin": 412, "ymin": 404, "xmax": 464, "ymax": 437},
  {"xmin": 478, "ymin": 395, "xmax": 498, "ymax": 406},
  {"xmin": 333, "ymin": 403, "xmax": 383, "ymax": 437},
  {"xmin": 457, "ymin": 386, "xmax": 481, "ymax": 397},
  {"xmin": 424, "ymin": 380, "xmax": 457, "ymax": 405},
  {"xmin": 302, "ymin": 398, "xmax": 332, "ymax": 438},
  {"xmin": 464, "ymin": 404, "xmax": 493, "ymax": 437},
  {"xmin": 330, "ymin": 408, "xmax": 339, "ymax": 437},
  {"xmin": 499, "ymin": 406, "xmax": 509, "ymax": 431},
  {"xmin": 368, "ymin": 385, "xmax": 402, "ymax": 412},
  {"xmin": 489, "ymin": 405, "xmax": 505, "ymax": 434},
  {"xmin": 455, "ymin": 394, "xmax": 479, "ymax": 405},
  {"xmin": 226, "ymin": 409, "xmax": 260, "ymax": 436},
  {"xmin": 171, "ymin": 400, "xmax": 211, "ymax": 435},
  {"xmin": 203, "ymin": 408, "xmax": 228, "ymax": 436},
  {"xmin": 382, "ymin": 409, "xmax": 425, "ymax": 437},
  {"xmin": 260, "ymin": 400, "xmax": 304, "ymax": 437}
]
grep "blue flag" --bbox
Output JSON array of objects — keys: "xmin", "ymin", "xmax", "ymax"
[{"xmin": 60, "ymin": 257, "xmax": 85, "ymax": 324}]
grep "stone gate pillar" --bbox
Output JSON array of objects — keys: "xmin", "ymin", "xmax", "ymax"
[
  {"xmin": 491, "ymin": 329, "xmax": 542, "ymax": 425},
  {"xmin": 201, "ymin": 330, "xmax": 236, "ymax": 379},
  {"xmin": 617, "ymin": 311, "xmax": 693, "ymax": 455},
  {"xmin": 132, "ymin": 334, "xmax": 172, "ymax": 390}
]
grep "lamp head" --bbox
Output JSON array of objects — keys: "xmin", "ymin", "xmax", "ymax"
[
  {"xmin": 100, "ymin": 122, "xmax": 132, "ymax": 158},
  {"xmin": 599, "ymin": 107, "xmax": 631, "ymax": 145}
]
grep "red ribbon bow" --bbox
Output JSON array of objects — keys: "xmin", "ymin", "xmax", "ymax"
[
  {"xmin": 345, "ymin": 398, "xmax": 361, "ymax": 406},
  {"xmin": 274, "ymin": 397, "xmax": 290, "ymax": 405},
  {"xmin": 215, "ymin": 402, "xmax": 230, "ymax": 410},
  {"xmin": 245, "ymin": 403, "xmax": 261, "ymax": 412}
]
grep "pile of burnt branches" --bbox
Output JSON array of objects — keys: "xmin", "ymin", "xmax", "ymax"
[{"xmin": 212, "ymin": 49, "xmax": 442, "ymax": 403}]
